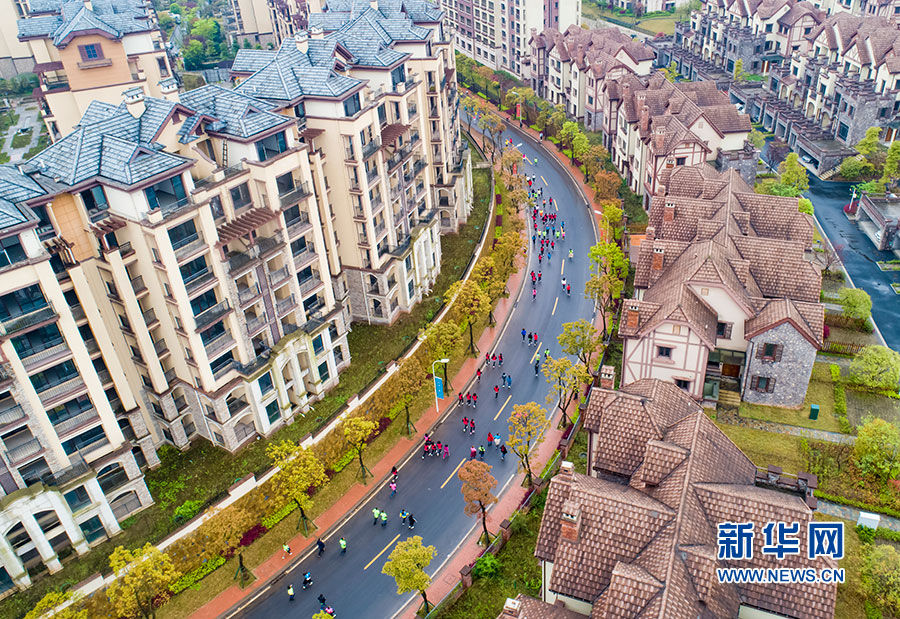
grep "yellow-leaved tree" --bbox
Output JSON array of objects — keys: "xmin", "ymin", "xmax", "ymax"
[
  {"xmin": 543, "ymin": 355, "xmax": 591, "ymax": 426},
  {"xmin": 507, "ymin": 402, "xmax": 551, "ymax": 486},
  {"xmin": 344, "ymin": 416, "xmax": 377, "ymax": 483},
  {"xmin": 382, "ymin": 536, "xmax": 437, "ymax": 614},
  {"xmin": 25, "ymin": 591, "xmax": 87, "ymax": 619},
  {"xmin": 266, "ymin": 441, "xmax": 328, "ymax": 534},
  {"xmin": 458, "ymin": 460, "xmax": 499, "ymax": 543},
  {"xmin": 106, "ymin": 543, "xmax": 181, "ymax": 619}
]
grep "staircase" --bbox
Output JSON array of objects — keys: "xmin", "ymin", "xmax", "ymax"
[
  {"xmin": 819, "ymin": 153, "xmax": 864, "ymax": 181},
  {"xmin": 717, "ymin": 387, "xmax": 741, "ymax": 410}
]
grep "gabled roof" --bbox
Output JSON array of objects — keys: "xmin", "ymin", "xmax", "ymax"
[
  {"xmin": 0, "ymin": 166, "xmax": 44, "ymax": 230},
  {"xmin": 18, "ymin": 0, "xmax": 152, "ymax": 45},
  {"xmin": 178, "ymin": 85, "xmax": 292, "ymax": 140}
]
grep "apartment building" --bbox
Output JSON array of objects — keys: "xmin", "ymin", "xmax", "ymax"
[
  {"xmin": 602, "ymin": 73, "xmax": 756, "ymax": 201},
  {"xmin": 227, "ymin": 0, "xmax": 278, "ymax": 47},
  {"xmin": 16, "ymin": 0, "xmax": 174, "ymax": 141},
  {"xmin": 0, "ymin": 0, "xmax": 33, "ymax": 79},
  {"xmin": 524, "ymin": 376, "xmax": 835, "ymax": 619},
  {"xmin": 526, "ymin": 25, "xmax": 656, "ymax": 126},
  {"xmin": 231, "ymin": 3, "xmax": 471, "ymax": 325},
  {"xmin": 442, "ymin": 0, "xmax": 581, "ymax": 79},
  {"xmin": 620, "ymin": 165, "xmax": 824, "ymax": 406}
]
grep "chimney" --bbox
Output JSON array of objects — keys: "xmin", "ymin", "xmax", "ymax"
[
  {"xmin": 652, "ymin": 245, "xmax": 665, "ymax": 271},
  {"xmin": 369, "ymin": 0, "xmax": 378, "ymax": 9},
  {"xmin": 653, "ymin": 125, "xmax": 666, "ymax": 151},
  {"xmin": 625, "ymin": 303, "xmax": 640, "ymax": 329},
  {"xmin": 122, "ymin": 86, "xmax": 145, "ymax": 118},
  {"xmin": 639, "ymin": 105, "xmax": 650, "ymax": 133},
  {"xmin": 310, "ymin": 26, "xmax": 324, "ymax": 39},
  {"xmin": 645, "ymin": 225, "xmax": 656, "ymax": 240},
  {"xmin": 663, "ymin": 201, "xmax": 675, "ymax": 222},
  {"xmin": 560, "ymin": 460, "xmax": 574, "ymax": 480},
  {"xmin": 655, "ymin": 183, "xmax": 667, "ymax": 197},
  {"xmin": 500, "ymin": 598, "xmax": 522, "ymax": 619},
  {"xmin": 294, "ymin": 32, "xmax": 309, "ymax": 53},
  {"xmin": 83, "ymin": 0, "xmax": 93, "ymax": 9},
  {"xmin": 599, "ymin": 365, "xmax": 615, "ymax": 390},
  {"xmin": 559, "ymin": 500, "xmax": 582, "ymax": 543},
  {"xmin": 622, "ymin": 81, "xmax": 632, "ymax": 101}
]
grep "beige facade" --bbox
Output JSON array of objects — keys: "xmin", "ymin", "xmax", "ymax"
[{"xmin": 0, "ymin": 0, "xmax": 33, "ymax": 79}]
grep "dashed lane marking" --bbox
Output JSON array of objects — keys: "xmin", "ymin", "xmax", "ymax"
[
  {"xmin": 493, "ymin": 394, "xmax": 513, "ymax": 421},
  {"xmin": 441, "ymin": 458, "xmax": 466, "ymax": 489},
  {"xmin": 364, "ymin": 534, "xmax": 401, "ymax": 570}
]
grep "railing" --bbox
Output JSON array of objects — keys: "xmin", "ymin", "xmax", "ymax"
[
  {"xmin": 174, "ymin": 396, "xmax": 189, "ymax": 412},
  {"xmin": 228, "ymin": 249, "xmax": 257, "ymax": 274},
  {"xmin": 245, "ymin": 314, "xmax": 267, "ymax": 335},
  {"xmin": 408, "ymin": 104, "xmax": 418, "ymax": 119},
  {"xmin": 143, "ymin": 308, "xmax": 158, "ymax": 326},
  {"xmin": 278, "ymin": 181, "xmax": 311, "ymax": 208},
  {"xmin": 366, "ymin": 166, "xmax": 379, "ymax": 184},
  {"xmin": 184, "ymin": 268, "xmax": 215, "ymax": 293},
  {"xmin": 159, "ymin": 195, "xmax": 194, "ymax": 219},
  {"xmin": 20, "ymin": 342, "xmax": 70, "ymax": 370},
  {"xmin": 96, "ymin": 368, "xmax": 112, "ymax": 384},
  {"xmin": 0, "ymin": 405, "xmax": 25, "ymax": 427},
  {"xmin": 174, "ymin": 235, "xmax": 206, "ymax": 262},
  {"xmin": 269, "ymin": 265, "xmax": 291, "ymax": 286},
  {"xmin": 276, "ymin": 295, "xmax": 296, "ymax": 315},
  {"xmin": 164, "ymin": 368, "xmax": 176, "ymax": 384},
  {"xmin": 69, "ymin": 304, "xmax": 86, "ymax": 321},
  {"xmin": 5, "ymin": 437, "xmax": 42, "ymax": 463},
  {"xmin": 287, "ymin": 213, "xmax": 312, "ymax": 236},
  {"xmin": 84, "ymin": 338, "xmax": 99, "ymax": 355},
  {"xmin": 153, "ymin": 338, "xmax": 168, "ymax": 355},
  {"xmin": 362, "ymin": 138, "xmax": 381, "ymax": 159},
  {"xmin": 299, "ymin": 277, "xmax": 323, "ymax": 295},
  {"xmin": 238, "ymin": 284, "xmax": 261, "ymax": 305},
  {"xmin": 293, "ymin": 248, "xmax": 317, "ymax": 267},
  {"xmin": 234, "ymin": 423, "xmax": 256, "ymax": 443},
  {"xmin": 194, "ymin": 300, "xmax": 230, "ymax": 329},
  {"xmin": 0, "ymin": 304, "xmax": 56, "ymax": 336},
  {"xmin": 371, "ymin": 195, "xmax": 384, "ymax": 211},
  {"xmin": 46, "ymin": 453, "xmax": 90, "ymax": 488},
  {"xmin": 226, "ymin": 397, "xmax": 250, "ymax": 416},
  {"xmin": 256, "ymin": 233, "xmax": 283, "ymax": 257},
  {"xmin": 205, "ymin": 331, "xmax": 235, "ymax": 357},
  {"xmin": 212, "ymin": 359, "xmax": 237, "ymax": 379},
  {"xmin": 192, "ymin": 163, "xmax": 246, "ymax": 192},
  {"xmin": 53, "ymin": 409, "xmax": 100, "ymax": 437},
  {"xmin": 130, "ymin": 275, "xmax": 146, "ymax": 294},
  {"xmin": 36, "ymin": 376, "xmax": 83, "ymax": 403}
]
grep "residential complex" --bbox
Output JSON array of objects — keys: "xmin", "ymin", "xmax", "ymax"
[
  {"xmin": 231, "ymin": 2, "xmax": 471, "ymax": 325},
  {"xmin": 522, "ymin": 375, "xmax": 836, "ymax": 618},
  {"xmin": 16, "ymin": 0, "xmax": 174, "ymax": 141},
  {"xmin": 0, "ymin": 0, "xmax": 34, "ymax": 79},
  {"xmin": 655, "ymin": 0, "xmax": 900, "ymax": 173},
  {"xmin": 620, "ymin": 165, "xmax": 824, "ymax": 406},
  {"xmin": 441, "ymin": 0, "xmax": 581, "ymax": 79}
]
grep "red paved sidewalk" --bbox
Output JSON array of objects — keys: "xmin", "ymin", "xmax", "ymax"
[{"xmin": 193, "ymin": 223, "xmax": 528, "ymax": 619}]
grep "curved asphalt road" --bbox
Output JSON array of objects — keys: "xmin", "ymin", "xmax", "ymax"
[{"xmin": 233, "ymin": 123, "xmax": 597, "ymax": 618}]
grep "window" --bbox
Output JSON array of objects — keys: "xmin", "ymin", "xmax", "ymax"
[
  {"xmin": 676, "ymin": 157, "xmax": 686, "ymax": 166},
  {"xmin": 80, "ymin": 186, "xmax": 108, "ymax": 213},
  {"xmin": 391, "ymin": 64, "xmax": 406, "ymax": 89},
  {"xmin": 312, "ymin": 334, "xmax": 324, "ymax": 355},
  {"xmin": 318, "ymin": 360, "xmax": 330, "ymax": 382},
  {"xmin": 752, "ymin": 375, "xmax": 775, "ymax": 393},
  {"xmin": 62, "ymin": 425, "xmax": 108, "ymax": 455},
  {"xmin": 674, "ymin": 379, "xmax": 691, "ymax": 391},
  {"xmin": 190, "ymin": 289, "xmax": 217, "ymax": 316},
  {"xmin": 657, "ymin": 346, "xmax": 673, "ymax": 359},
  {"xmin": 78, "ymin": 43, "xmax": 104, "ymax": 61},
  {"xmin": 230, "ymin": 182, "xmax": 252, "ymax": 210},
  {"xmin": 760, "ymin": 342, "xmax": 782, "ymax": 361},
  {"xmin": 79, "ymin": 515, "xmax": 106, "ymax": 543},
  {"xmin": 258, "ymin": 371, "xmax": 274, "ymax": 395},
  {"xmin": 157, "ymin": 57, "xmax": 169, "ymax": 77},
  {"xmin": 266, "ymin": 400, "xmax": 280, "ymax": 424},
  {"xmin": 343, "ymin": 93, "xmax": 362, "ymax": 117},
  {"xmin": 716, "ymin": 322, "xmax": 733, "ymax": 338},
  {"xmin": 255, "ymin": 131, "xmax": 288, "ymax": 161},
  {"xmin": 0, "ymin": 235, "xmax": 26, "ymax": 267},
  {"xmin": 64, "ymin": 485, "xmax": 92, "ymax": 511},
  {"xmin": 167, "ymin": 219, "xmax": 197, "ymax": 249}
]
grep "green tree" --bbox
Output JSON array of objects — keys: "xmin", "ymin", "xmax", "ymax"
[
  {"xmin": 106, "ymin": 543, "xmax": 181, "ymax": 619},
  {"xmin": 25, "ymin": 591, "xmax": 87, "ymax": 619},
  {"xmin": 392, "ymin": 358, "xmax": 426, "ymax": 435},
  {"xmin": 797, "ymin": 197, "xmax": 814, "ymax": 216},
  {"xmin": 183, "ymin": 39, "xmax": 205, "ymax": 70},
  {"xmin": 458, "ymin": 460, "xmax": 498, "ymax": 543},
  {"xmin": 860, "ymin": 544, "xmax": 900, "ymax": 616},
  {"xmin": 854, "ymin": 417, "xmax": 900, "ymax": 484},
  {"xmin": 673, "ymin": 0, "xmax": 702, "ymax": 20},
  {"xmin": 733, "ymin": 59, "xmax": 745, "ymax": 82},
  {"xmin": 572, "ymin": 131, "xmax": 590, "ymax": 165},
  {"xmin": 558, "ymin": 121, "xmax": 580, "ymax": 162},
  {"xmin": 548, "ymin": 104, "xmax": 566, "ymax": 137},
  {"xmin": 507, "ymin": 402, "xmax": 550, "ymax": 486},
  {"xmin": 850, "ymin": 345, "xmax": 900, "ymax": 391},
  {"xmin": 584, "ymin": 143, "xmax": 611, "ymax": 179},
  {"xmin": 600, "ymin": 201, "xmax": 624, "ymax": 241},
  {"xmin": 882, "ymin": 140, "xmax": 900, "ymax": 188},
  {"xmin": 661, "ymin": 61, "xmax": 679, "ymax": 82},
  {"xmin": 838, "ymin": 288, "xmax": 872, "ymax": 321},
  {"xmin": 474, "ymin": 64, "xmax": 495, "ymax": 99},
  {"xmin": 447, "ymin": 279, "xmax": 491, "ymax": 355},
  {"xmin": 543, "ymin": 356, "xmax": 591, "ymax": 426},
  {"xmin": 421, "ymin": 320, "xmax": 461, "ymax": 388},
  {"xmin": 478, "ymin": 111, "xmax": 505, "ymax": 162},
  {"xmin": 855, "ymin": 126, "xmax": 884, "ymax": 156},
  {"xmin": 840, "ymin": 156, "xmax": 875, "ymax": 180},
  {"xmin": 557, "ymin": 319, "xmax": 605, "ymax": 371},
  {"xmin": 266, "ymin": 441, "xmax": 328, "ymax": 533},
  {"xmin": 344, "ymin": 416, "xmax": 377, "ymax": 482},
  {"xmin": 778, "ymin": 153, "xmax": 810, "ymax": 194},
  {"xmin": 748, "ymin": 129, "xmax": 766, "ymax": 150},
  {"xmin": 585, "ymin": 241, "xmax": 629, "ymax": 337},
  {"xmin": 382, "ymin": 536, "xmax": 437, "ymax": 613}
]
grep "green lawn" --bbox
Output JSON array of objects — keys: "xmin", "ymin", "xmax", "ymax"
[
  {"xmin": 716, "ymin": 423, "xmax": 807, "ymax": 473},
  {"xmin": 738, "ymin": 363, "xmax": 841, "ymax": 432},
  {"xmin": 582, "ymin": 2, "xmax": 676, "ymax": 35},
  {"xmin": 10, "ymin": 128, "xmax": 32, "ymax": 149},
  {"xmin": 816, "ymin": 513, "xmax": 866, "ymax": 619}
]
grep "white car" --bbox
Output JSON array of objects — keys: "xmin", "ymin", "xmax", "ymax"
[{"xmin": 801, "ymin": 155, "xmax": 812, "ymax": 164}]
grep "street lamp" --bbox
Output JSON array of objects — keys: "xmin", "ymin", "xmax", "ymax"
[{"xmin": 432, "ymin": 358, "xmax": 450, "ymax": 416}]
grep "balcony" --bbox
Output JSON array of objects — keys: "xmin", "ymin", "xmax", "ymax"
[
  {"xmin": 228, "ymin": 250, "xmax": 257, "ymax": 274},
  {"xmin": 366, "ymin": 166, "xmax": 379, "ymax": 185},
  {"xmin": 245, "ymin": 313, "xmax": 267, "ymax": 335},
  {"xmin": 5, "ymin": 437, "xmax": 42, "ymax": 464},
  {"xmin": 192, "ymin": 163, "xmax": 247, "ymax": 193},
  {"xmin": 20, "ymin": 341, "xmax": 70, "ymax": 371},
  {"xmin": 237, "ymin": 283, "xmax": 261, "ymax": 306},
  {"xmin": 408, "ymin": 104, "xmax": 418, "ymax": 120},
  {"xmin": 194, "ymin": 300, "xmax": 230, "ymax": 329},
  {"xmin": 275, "ymin": 295, "xmax": 297, "ymax": 315},
  {"xmin": 36, "ymin": 376, "xmax": 85, "ymax": 405},
  {"xmin": 299, "ymin": 276, "xmax": 324, "ymax": 295},
  {"xmin": 45, "ymin": 453, "xmax": 90, "ymax": 488},
  {"xmin": 371, "ymin": 194, "xmax": 384, "ymax": 213},
  {"xmin": 184, "ymin": 267, "xmax": 216, "ymax": 294},
  {"xmin": 257, "ymin": 233, "xmax": 283, "ymax": 259},
  {"xmin": 70, "ymin": 304, "xmax": 86, "ymax": 322},
  {"xmin": 153, "ymin": 338, "xmax": 168, "ymax": 355},
  {"xmin": 43, "ymin": 77, "xmax": 70, "ymax": 92},
  {"xmin": 130, "ymin": 275, "xmax": 146, "ymax": 295},
  {"xmin": 143, "ymin": 308, "xmax": 159, "ymax": 327},
  {"xmin": 204, "ymin": 331, "xmax": 235, "ymax": 357},
  {"xmin": 362, "ymin": 138, "xmax": 381, "ymax": 160},
  {"xmin": 53, "ymin": 409, "xmax": 101, "ymax": 438},
  {"xmin": 163, "ymin": 368, "xmax": 176, "ymax": 384},
  {"xmin": 0, "ymin": 404, "xmax": 25, "ymax": 428},
  {"xmin": 173, "ymin": 234, "xmax": 206, "ymax": 263},
  {"xmin": 212, "ymin": 359, "xmax": 237, "ymax": 379},
  {"xmin": 268, "ymin": 265, "xmax": 291, "ymax": 287},
  {"xmin": 97, "ymin": 368, "xmax": 113, "ymax": 385},
  {"xmin": 278, "ymin": 181, "xmax": 312, "ymax": 209},
  {"xmin": 286, "ymin": 212, "xmax": 312, "ymax": 237},
  {"xmin": 1, "ymin": 304, "xmax": 56, "ymax": 337},
  {"xmin": 226, "ymin": 397, "xmax": 250, "ymax": 417},
  {"xmin": 174, "ymin": 396, "xmax": 189, "ymax": 413},
  {"xmin": 293, "ymin": 248, "xmax": 318, "ymax": 269}
]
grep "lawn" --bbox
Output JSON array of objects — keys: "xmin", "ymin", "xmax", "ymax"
[
  {"xmin": 11, "ymin": 128, "xmax": 32, "ymax": 149},
  {"xmin": 815, "ymin": 513, "xmax": 866, "ymax": 619},
  {"xmin": 23, "ymin": 129, "xmax": 49, "ymax": 160},
  {"xmin": 738, "ymin": 363, "xmax": 841, "ymax": 433},
  {"xmin": 432, "ymin": 492, "xmax": 545, "ymax": 619},
  {"xmin": 845, "ymin": 388, "xmax": 900, "ymax": 428},
  {"xmin": 716, "ymin": 423, "xmax": 807, "ymax": 474},
  {"xmin": 582, "ymin": 1, "xmax": 676, "ymax": 35}
]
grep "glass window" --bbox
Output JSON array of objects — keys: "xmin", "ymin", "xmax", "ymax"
[
  {"xmin": 230, "ymin": 183, "xmax": 251, "ymax": 209},
  {"xmin": 657, "ymin": 346, "xmax": 673, "ymax": 358},
  {"xmin": 64, "ymin": 485, "xmax": 91, "ymax": 511},
  {"xmin": 0, "ymin": 236, "xmax": 26, "ymax": 268},
  {"xmin": 79, "ymin": 515, "xmax": 106, "ymax": 543},
  {"xmin": 210, "ymin": 350, "xmax": 234, "ymax": 373},
  {"xmin": 190, "ymin": 289, "xmax": 218, "ymax": 315},
  {"xmin": 343, "ymin": 93, "xmax": 362, "ymax": 117},
  {"xmin": 391, "ymin": 64, "xmax": 406, "ymax": 88},
  {"xmin": 312, "ymin": 334, "xmax": 324, "ymax": 355},
  {"xmin": 62, "ymin": 425, "xmax": 108, "ymax": 455},
  {"xmin": 266, "ymin": 400, "xmax": 280, "ymax": 424},
  {"xmin": 318, "ymin": 360, "xmax": 330, "ymax": 382},
  {"xmin": 258, "ymin": 371, "xmax": 274, "ymax": 395},
  {"xmin": 167, "ymin": 219, "xmax": 198, "ymax": 249}
]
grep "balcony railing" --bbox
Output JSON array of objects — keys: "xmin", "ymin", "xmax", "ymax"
[
  {"xmin": 36, "ymin": 375, "xmax": 84, "ymax": 403},
  {"xmin": 0, "ymin": 304, "xmax": 56, "ymax": 337},
  {"xmin": 184, "ymin": 267, "xmax": 216, "ymax": 294},
  {"xmin": 163, "ymin": 368, "xmax": 176, "ymax": 384},
  {"xmin": 226, "ymin": 397, "xmax": 250, "ymax": 416},
  {"xmin": 20, "ymin": 342, "xmax": 70, "ymax": 370},
  {"xmin": 174, "ymin": 234, "xmax": 206, "ymax": 262},
  {"xmin": 269, "ymin": 265, "xmax": 291, "ymax": 286},
  {"xmin": 257, "ymin": 233, "xmax": 283, "ymax": 258},
  {"xmin": 228, "ymin": 249, "xmax": 257, "ymax": 274},
  {"xmin": 192, "ymin": 163, "xmax": 247, "ymax": 192},
  {"xmin": 5, "ymin": 437, "xmax": 42, "ymax": 463},
  {"xmin": 245, "ymin": 313, "xmax": 267, "ymax": 335},
  {"xmin": 278, "ymin": 181, "xmax": 312, "ymax": 208},
  {"xmin": 174, "ymin": 396, "xmax": 189, "ymax": 412},
  {"xmin": 294, "ymin": 248, "xmax": 318, "ymax": 268},
  {"xmin": 204, "ymin": 331, "xmax": 235, "ymax": 357},
  {"xmin": 194, "ymin": 300, "xmax": 230, "ymax": 329},
  {"xmin": 362, "ymin": 138, "xmax": 381, "ymax": 159},
  {"xmin": 84, "ymin": 338, "xmax": 99, "ymax": 355},
  {"xmin": 143, "ymin": 308, "xmax": 158, "ymax": 326},
  {"xmin": 238, "ymin": 283, "xmax": 261, "ymax": 305},
  {"xmin": 286, "ymin": 213, "xmax": 312, "ymax": 237},
  {"xmin": 299, "ymin": 276, "xmax": 323, "ymax": 295},
  {"xmin": 153, "ymin": 338, "xmax": 168, "ymax": 355},
  {"xmin": 366, "ymin": 166, "xmax": 379, "ymax": 184},
  {"xmin": 213, "ymin": 359, "xmax": 237, "ymax": 379},
  {"xmin": 53, "ymin": 409, "xmax": 100, "ymax": 437},
  {"xmin": 45, "ymin": 453, "xmax": 90, "ymax": 488},
  {"xmin": 276, "ymin": 295, "xmax": 296, "ymax": 315},
  {"xmin": 130, "ymin": 275, "xmax": 146, "ymax": 294},
  {"xmin": 0, "ymin": 405, "xmax": 25, "ymax": 427},
  {"xmin": 70, "ymin": 304, "xmax": 86, "ymax": 322},
  {"xmin": 97, "ymin": 368, "xmax": 112, "ymax": 385}
]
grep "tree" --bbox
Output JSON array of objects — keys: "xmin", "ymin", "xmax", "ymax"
[
  {"xmin": 854, "ymin": 417, "xmax": 900, "ymax": 484},
  {"xmin": 572, "ymin": 132, "xmax": 590, "ymax": 165},
  {"xmin": 393, "ymin": 358, "xmax": 426, "ymax": 435},
  {"xmin": 25, "ymin": 591, "xmax": 87, "ymax": 619},
  {"xmin": 548, "ymin": 104, "xmax": 566, "ymax": 137},
  {"xmin": 748, "ymin": 129, "xmax": 766, "ymax": 150},
  {"xmin": 840, "ymin": 156, "xmax": 875, "ymax": 180},
  {"xmin": 447, "ymin": 279, "xmax": 491, "ymax": 355},
  {"xmin": 767, "ymin": 139, "xmax": 790, "ymax": 166},
  {"xmin": 507, "ymin": 402, "xmax": 550, "ymax": 486},
  {"xmin": 543, "ymin": 356, "xmax": 590, "ymax": 426},
  {"xmin": 458, "ymin": 460, "xmax": 499, "ymax": 543},
  {"xmin": 798, "ymin": 197, "xmax": 814, "ymax": 216},
  {"xmin": 472, "ymin": 255, "xmax": 505, "ymax": 324},
  {"xmin": 778, "ymin": 153, "xmax": 810, "ymax": 194},
  {"xmin": 313, "ymin": 611, "xmax": 333, "ymax": 619},
  {"xmin": 557, "ymin": 319, "xmax": 605, "ymax": 372},
  {"xmin": 850, "ymin": 345, "xmax": 900, "ymax": 391},
  {"xmin": 461, "ymin": 95, "xmax": 485, "ymax": 134},
  {"xmin": 183, "ymin": 39, "xmax": 205, "ymax": 70},
  {"xmin": 478, "ymin": 111, "xmax": 505, "ymax": 162},
  {"xmin": 500, "ymin": 147, "xmax": 523, "ymax": 179},
  {"xmin": 558, "ymin": 121, "xmax": 580, "ymax": 162},
  {"xmin": 266, "ymin": 441, "xmax": 328, "ymax": 533},
  {"xmin": 733, "ymin": 59, "xmax": 745, "ymax": 82},
  {"xmin": 592, "ymin": 169, "xmax": 621, "ymax": 202},
  {"xmin": 382, "ymin": 536, "xmax": 437, "ymax": 613},
  {"xmin": 600, "ymin": 201, "xmax": 624, "ymax": 241},
  {"xmin": 584, "ymin": 241, "xmax": 629, "ymax": 337},
  {"xmin": 474, "ymin": 64, "xmax": 495, "ymax": 98},
  {"xmin": 674, "ymin": 0, "xmax": 702, "ymax": 20},
  {"xmin": 838, "ymin": 288, "xmax": 872, "ymax": 321},
  {"xmin": 106, "ymin": 543, "xmax": 181, "ymax": 619},
  {"xmin": 421, "ymin": 320, "xmax": 461, "ymax": 388},
  {"xmin": 583, "ymin": 144, "xmax": 611, "ymax": 180},
  {"xmin": 882, "ymin": 140, "xmax": 900, "ymax": 188},
  {"xmin": 344, "ymin": 416, "xmax": 377, "ymax": 482},
  {"xmin": 661, "ymin": 62, "xmax": 679, "ymax": 82},
  {"xmin": 860, "ymin": 544, "xmax": 900, "ymax": 616},
  {"xmin": 855, "ymin": 126, "xmax": 884, "ymax": 157}
]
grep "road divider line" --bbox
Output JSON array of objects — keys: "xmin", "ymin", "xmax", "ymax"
[
  {"xmin": 441, "ymin": 458, "xmax": 466, "ymax": 489},
  {"xmin": 530, "ymin": 342, "xmax": 542, "ymax": 364},
  {"xmin": 541, "ymin": 175, "xmax": 547, "ymax": 185},
  {"xmin": 493, "ymin": 394, "xmax": 513, "ymax": 421},
  {"xmin": 364, "ymin": 533, "xmax": 401, "ymax": 571},
  {"xmin": 552, "ymin": 297, "xmax": 558, "ymax": 316},
  {"xmin": 560, "ymin": 261, "xmax": 564, "ymax": 276}
]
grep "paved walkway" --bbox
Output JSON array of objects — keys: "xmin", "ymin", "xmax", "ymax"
[
  {"xmin": 818, "ymin": 499, "xmax": 900, "ymax": 532},
  {"xmin": 1, "ymin": 102, "xmax": 41, "ymax": 163}
]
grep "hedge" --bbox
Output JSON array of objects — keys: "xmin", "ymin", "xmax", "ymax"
[
  {"xmin": 814, "ymin": 490, "xmax": 900, "ymax": 519},
  {"xmin": 830, "ymin": 364, "xmax": 851, "ymax": 433},
  {"xmin": 262, "ymin": 502, "xmax": 297, "ymax": 530},
  {"xmin": 170, "ymin": 555, "xmax": 227, "ymax": 594}
]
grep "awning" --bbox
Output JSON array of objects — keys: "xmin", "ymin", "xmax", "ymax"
[
  {"xmin": 298, "ymin": 127, "xmax": 324, "ymax": 140},
  {"xmin": 32, "ymin": 61, "xmax": 63, "ymax": 73},
  {"xmin": 380, "ymin": 123, "xmax": 410, "ymax": 146}
]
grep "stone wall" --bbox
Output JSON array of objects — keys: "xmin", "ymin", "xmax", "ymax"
[
  {"xmin": 743, "ymin": 322, "xmax": 816, "ymax": 408},
  {"xmin": 715, "ymin": 142, "xmax": 759, "ymax": 187}
]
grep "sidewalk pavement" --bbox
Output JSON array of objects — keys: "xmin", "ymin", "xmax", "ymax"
[{"xmin": 192, "ymin": 218, "xmax": 528, "ymax": 619}]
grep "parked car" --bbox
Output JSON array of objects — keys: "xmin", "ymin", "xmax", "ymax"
[{"xmin": 801, "ymin": 155, "xmax": 813, "ymax": 164}]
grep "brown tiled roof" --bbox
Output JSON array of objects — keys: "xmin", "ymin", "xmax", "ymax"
[
  {"xmin": 538, "ymin": 398, "xmax": 837, "ymax": 619},
  {"xmin": 495, "ymin": 595, "xmax": 585, "ymax": 619}
]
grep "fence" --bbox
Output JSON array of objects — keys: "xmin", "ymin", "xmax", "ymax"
[
  {"xmin": 822, "ymin": 340, "xmax": 865, "ymax": 355},
  {"xmin": 824, "ymin": 311, "xmax": 872, "ymax": 333}
]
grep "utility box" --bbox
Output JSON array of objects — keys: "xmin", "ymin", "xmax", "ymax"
[{"xmin": 809, "ymin": 404, "xmax": 819, "ymax": 420}]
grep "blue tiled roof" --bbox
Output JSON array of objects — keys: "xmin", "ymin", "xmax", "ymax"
[
  {"xmin": 323, "ymin": 0, "xmax": 443, "ymax": 22},
  {"xmin": 308, "ymin": 6, "xmax": 429, "ymax": 67},
  {"xmin": 234, "ymin": 40, "xmax": 364, "ymax": 101},
  {"xmin": 0, "ymin": 166, "xmax": 44, "ymax": 230},
  {"xmin": 18, "ymin": 0, "xmax": 152, "ymax": 45},
  {"xmin": 178, "ymin": 85, "xmax": 291, "ymax": 140}
]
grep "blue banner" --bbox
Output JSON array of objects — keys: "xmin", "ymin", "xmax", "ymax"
[{"xmin": 434, "ymin": 376, "xmax": 444, "ymax": 400}]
